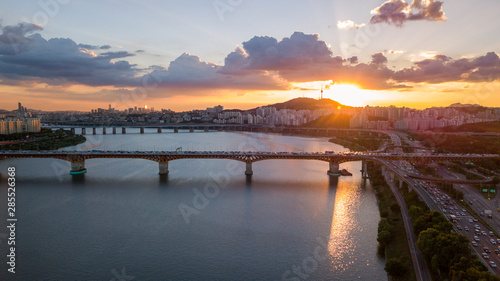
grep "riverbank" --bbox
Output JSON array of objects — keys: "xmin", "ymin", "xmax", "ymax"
[
  {"xmin": 0, "ymin": 128, "xmax": 86, "ymax": 150},
  {"xmin": 367, "ymin": 162, "xmax": 416, "ymax": 281},
  {"xmin": 327, "ymin": 133, "xmax": 389, "ymax": 152}
]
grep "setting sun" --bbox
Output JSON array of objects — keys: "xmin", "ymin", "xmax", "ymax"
[{"xmin": 324, "ymin": 84, "xmax": 379, "ymax": 107}]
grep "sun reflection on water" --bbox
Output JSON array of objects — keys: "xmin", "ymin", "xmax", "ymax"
[{"xmin": 327, "ymin": 178, "xmax": 362, "ymax": 271}]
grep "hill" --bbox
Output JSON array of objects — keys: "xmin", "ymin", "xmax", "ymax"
[
  {"xmin": 433, "ymin": 121, "xmax": 500, "ymax": 133},
  {"xmin": 246, "ymin": 97, "xmax": 345, "ymax": 113},
  {"xmin": 448, "ymin": 103, "xmax": 489, "ymax": 114},
  {"xmin": 269, "ymin": 97, "xmax": 344, "ymax": 111}
]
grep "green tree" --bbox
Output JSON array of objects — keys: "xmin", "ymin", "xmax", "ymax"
[
  {"xmin": 417, "ymin": 228, "xmax": 440, "ymax": 262},
  {"xmin": 377, "ymin": 230, "xmax": 392, "ymax": 246},
  {"xmin": 409, "ymin": 206, "xmax": 423, "ymax": 219},
  {"xmin": 384, "ymin": 258, "xmax": 407, "ymax": 277},
  {"xmin": 413, "ymin": 211, "xmax": 453, "ymax": 235},
  {"xmin": 390, "ymin": 203, "xmax": 401, "ymax": 213}
]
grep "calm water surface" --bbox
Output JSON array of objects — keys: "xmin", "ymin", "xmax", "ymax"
[{"xmin": 0, "ymin": 130, "xmax": 387, "ymax": 280}]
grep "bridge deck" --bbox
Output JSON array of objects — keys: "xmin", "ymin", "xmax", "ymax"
[{"xmin": 0, "ymin": 151, "xmax": 498, "ymax": 163}]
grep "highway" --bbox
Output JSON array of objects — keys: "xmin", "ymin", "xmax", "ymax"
[{"xmin": 387, "ymin": 132, "xmax": 500, "ymax": 276}]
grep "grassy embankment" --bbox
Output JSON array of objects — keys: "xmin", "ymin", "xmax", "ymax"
[
  {"xmin": 368, "ymin": 162, "xmax": 416, "ymax": 281},
  {"xmin": 0, "ymin": 128, "xmax": 86, "ymax": 150}
]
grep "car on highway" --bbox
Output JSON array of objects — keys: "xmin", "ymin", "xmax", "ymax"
[
  {"xmin": 472, "ymin": 241, "xmax": 478, "ymax": 247},
  {"xmin": 464, "ymin": 226, "xmax": 469, "ymax": 231},
  {"xmin": 484, "ymin": 247, "xmax": 491, "ymax": 253},
  {"xmin": 482, "ymin": 231, "xmax": 488, "ymax": 236},
  {"xmin": 474, "ymin": 236, "xmax": 480, "ymax": 241},
  {"xmin": 491, "ymin": 239, "xmax": 497, "ymax": 245},
  {"xmin": 483, "ymin": 253, "xmax": 490, "ymax": 259},
  {"xmin": 490, "ymin": 231, "xmax": 494, "ymax": 236},
  {"xmin": 490, "ymin": 261, "xmax": 497, "ymax": 268}
]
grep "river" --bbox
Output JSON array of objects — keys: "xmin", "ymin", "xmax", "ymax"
[{"xmin": 0, "ymin": 129, "xmax": 387, "ymax": 280}]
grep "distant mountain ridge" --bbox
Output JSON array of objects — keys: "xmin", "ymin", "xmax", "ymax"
[
  {"xmin": 243, "ymin": 97, "xmax": 345, "ymax": 113},
  {"xmin": 449, "ymin": 103, "xmax": 483, "ymax": 108}
]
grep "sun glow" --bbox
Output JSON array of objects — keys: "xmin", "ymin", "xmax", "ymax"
[
  {"xmin": 325, "ymin": 84, "xmax": 383, "ymax": 107},
  {"xmin": 291, "ymin": 81, "xmax": 384, "ymax": 107}
]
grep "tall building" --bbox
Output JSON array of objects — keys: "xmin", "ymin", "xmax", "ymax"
[
  {"xmin": 17, "ymin": 102, "xmax": 27, "ymax": 113},
  {"xmin": 0, "ymin": 117, "xmax": 41, "ymax": 135}
]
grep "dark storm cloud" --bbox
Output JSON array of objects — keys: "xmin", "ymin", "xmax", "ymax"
[
  {"xmin": 347, "ymin": 56, "xmax": 359, "ymax": 64},
  {"xmin": 219, "ymin": 32, "xmax": 402, "ymax": 89},
  {"xmin": 141, "ymin": 53, "xmax": 288, "ymax": 92},
  {"xmin": 241, "ymin": 32, "xmax": 338, "ymax": 70},
  {"xmin": 1, "ymin": 20, "xmax": 499, "ymax": 94},
  {"xmin": 78, "ymin": 44, "xmax": 112, "ymax": 50},
  {"xmin": 0, "ymin": 22, "xmax": 43, "ymax": 55},
  {"xmin": 0, "ymin": 23, "xmax": 140, "ymax": 87},
  {"xmin": 393, "ymin": 52, "xmax": 500, "ymax": 83},
  {"xmin": 370, "ymin": 0, "xmax": 446, "ymax": 26},
  {"xmin": 371, "ymin": 53, "xmax": 388, "ymax": 65}
]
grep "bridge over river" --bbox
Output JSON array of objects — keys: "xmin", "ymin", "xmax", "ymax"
[{"xmin": 1, "ymin": 151, "xmax": 499, "ymax": 177}]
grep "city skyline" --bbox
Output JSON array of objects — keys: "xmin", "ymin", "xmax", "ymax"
[{"xmin": 1, "ymin": 1, "xmax": 500, "ymax": 111}]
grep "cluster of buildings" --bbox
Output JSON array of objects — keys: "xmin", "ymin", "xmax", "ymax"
[
  {"xmin": 0, "ymin": 117, "xmax": 41, "ymax": 135},
  {"xmin": 349, "ymin": 105, "xmax": 500, "ymax": 131},
  {"xmin": 214, "ymin": 107, "xmax": 339, "ymax": 126},
  {"xmin": 7, "ymin": 100, "xmax": 500, "ymax": 133},
  {"xmin": 0, "ymin": 103, "xmax": 42, "ymax": 135}
]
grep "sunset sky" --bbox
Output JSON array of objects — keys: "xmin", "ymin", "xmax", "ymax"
[{"xmin": 1, "ymin": 0, "xmax": 500, "ymax": 111}]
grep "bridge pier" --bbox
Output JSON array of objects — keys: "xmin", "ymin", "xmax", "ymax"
[
  {"xmin": 113, "ymin": 127, "xmax": 116, "ymax": 134},
  {"xmin": 157, "ymin": 128, "xmax": 162, "ymax": 133},
  {"xmin": 361, "ymin": 161, "xmax": 369, "ymax": 179},
  {"xmin": 189, "ymin": 127, "xmax": 194, "ymax": 133},
  {"xmin": 93, "ymin": 128, "xmax": 96, "ymax": 135},
  {"xmin": 122, "ymin": 127, "xmax": 126, "ymax": 134},
  {"xmin": 327, "ymin": 162, "xmax": 340, "ymax": 176},
  {"xmin": 82, "ymin": 128, "xmax": 86, "ymax": 135},
  {"xmin": 218, "ymin": 127, "xmax": 223, "ymax": 132},
  {"xmin": 70, "ymin": 160, "xmax": 86, "ymax": 175},
  {"xmin": 71, "ymin": 128, "xmax": 75, "ymax": 135},
  {"xmin": 140, "ymin": 128, "xmax": 145, "ymax": 134},
  {"xmin": 103, "ymin": 127, "xmax": 106, "ymax": 134},
  {"xmin": 245, "ymin": 162, "xmax": 253, "ymax": 175},
  {"xmin": 159, "ymin": 162, "xmax": 169, "ymax": 175},
  {"xmin": 174, "ymin": 127, "xmax": 178, "ymax": 133},
  {"xmin": 204, "ymin": 127, "xmax": 209, "ymax": 132}
]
